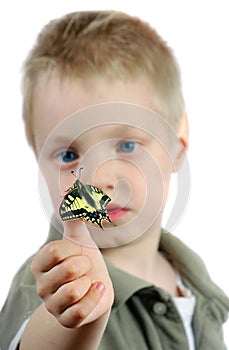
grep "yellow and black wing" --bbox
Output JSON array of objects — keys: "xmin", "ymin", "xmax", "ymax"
[{"xmin": 59, "ymin": 179, "xmax": 112, "ymax": 229}]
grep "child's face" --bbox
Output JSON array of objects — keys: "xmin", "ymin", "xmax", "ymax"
[{"xmin": 33, "ymin": 75, "xmax": 184, "ymax": 247}]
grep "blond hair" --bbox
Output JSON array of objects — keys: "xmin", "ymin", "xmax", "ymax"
[{"xmin": 22, "ymin": 10, "xmax": 185, "ymax": 147}]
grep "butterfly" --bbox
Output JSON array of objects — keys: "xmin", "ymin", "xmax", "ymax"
[{"xmin": 59, "ymin": 168, "xmax": 112, "ymax": 229}]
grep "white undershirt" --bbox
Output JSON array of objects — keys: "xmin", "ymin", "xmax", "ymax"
[
  {"xmin": 9, "ymin": 319, "xmax": 28, "ymax": 350},
  {"xmin": 173, "ymin": 274, "xmax": 196, "ymax": 350}
]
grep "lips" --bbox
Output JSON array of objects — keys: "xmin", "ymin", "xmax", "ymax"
[{"xmin": 106, "ymin": 204, "xmax": 129, "ymax": 220}]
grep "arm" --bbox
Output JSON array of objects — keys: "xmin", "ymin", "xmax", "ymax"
[
  {"xmin": 20, "ymin": 221, "xmax": 114, "ymax": 350},
  {"xmin": 20, "ymin": 304, "xmax": 110, "ymax": 350}
]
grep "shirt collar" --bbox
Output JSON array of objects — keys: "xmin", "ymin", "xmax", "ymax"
[
  {"xmin": 104, "ymin": 257, "xmax": 153, "ymax": 309},
  {"xmin": 103, "ymin": 230, "xmax": 181, "ymax": 309},
  {"xmin": 159, "ymin": 230, "xmax": 229, "ymax": 310}
]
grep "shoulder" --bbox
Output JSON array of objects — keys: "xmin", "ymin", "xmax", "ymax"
[
  {"xmin": 160, "ymin": 230, "xmax": 208, "ymax": 277},
  {"xmin": 160, "ymin": 230, "xmax": 229, "ymax": 317}
]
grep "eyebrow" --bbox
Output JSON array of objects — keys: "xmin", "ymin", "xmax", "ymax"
[
  {"xmin": 37, "ymin": 123, "xmax": 152, "ymax": 153},
  {"xmin": 98, "ymin": 123, "xmax": 151, "ymax": 137},
  {"xmin": 51, "ymin": 124, "xmax": 148, "ymax": 141}
]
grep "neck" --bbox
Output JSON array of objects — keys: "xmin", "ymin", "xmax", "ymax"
[
  {"xmin": 101, "ymin": 224, "xmax": 179, "ymax": 296},
  {"xmin": 101, "ymin": 224, "xmax": 161, "ymax": 282}
]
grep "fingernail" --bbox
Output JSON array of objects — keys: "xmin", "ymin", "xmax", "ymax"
[{"xmin": 95, "ymin": 282, "xmax": 105, "ymax": 293}]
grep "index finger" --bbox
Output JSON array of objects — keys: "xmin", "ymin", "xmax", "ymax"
[{"xmin": 31, "ymin": 238, "xmax": 82, "ymax": 274}]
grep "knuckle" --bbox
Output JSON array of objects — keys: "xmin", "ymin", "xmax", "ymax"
[
  {"xmin": 65, "ymin": 285, "xmax": 80, "ymax": 303},
  {"xmin": 57, "ymin": 306, "xmax": 86, "ymax": 328},
  {"xmin": 62, "ymin": 259, "xmax": 79, "ymax": 279},
  {"xmin": 45, "ymin": 300, "xmax": 57, "ymax": 317},
  {"xmin": 36, "ymin": 283, "xmax": 46, "ymax": 299},
  {"xmin": 46, "ymin": 242, "xmax": 61, "ymax": 262},
  {"xmin": 72, "ymin": 304, "xmax": 88, "ymax": 324},
  {"xmin": 57, "ymin": 315, "xmax": 75, "ymax": 328},
  {"xmin": 61, "ymin": 255, "xmax": 92, "ymax": 280}
]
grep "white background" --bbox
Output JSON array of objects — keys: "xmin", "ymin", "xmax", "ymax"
[{"xmin": 0, "ymin": 0, "xmax": 228, "ymax": 346}]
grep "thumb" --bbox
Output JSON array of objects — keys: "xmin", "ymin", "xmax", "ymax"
[{"xmin": 63, "ymin": 219, "xmax": 97, "ymax": 248}]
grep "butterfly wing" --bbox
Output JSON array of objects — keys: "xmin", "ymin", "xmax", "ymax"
[{"xmin": 59, "ymin": 180, "xmax": 112, "ymax": 228}]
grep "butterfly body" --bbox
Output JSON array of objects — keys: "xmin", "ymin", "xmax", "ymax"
[{"xmin": 59, "ymin": 176, "xmax": 112, "ymax": 229}]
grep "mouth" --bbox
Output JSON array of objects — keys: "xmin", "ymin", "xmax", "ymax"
[{"xmin": 106, "ymin": 204, "xmax": 129, "ymax": 221}]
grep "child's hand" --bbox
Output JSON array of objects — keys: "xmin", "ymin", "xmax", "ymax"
[{"xmin": 31, "ymin": 220, "xmax": 114, "ymax": 328}]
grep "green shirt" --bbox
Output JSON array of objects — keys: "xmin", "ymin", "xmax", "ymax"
[{"xmin": 0, "ymin": 221, "xmax": 228, "ymax": 349}]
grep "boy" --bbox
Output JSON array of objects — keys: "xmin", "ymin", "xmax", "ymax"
[{"xmin": 0, "ymin": 10, "xmax": 228, "ymax": 350}]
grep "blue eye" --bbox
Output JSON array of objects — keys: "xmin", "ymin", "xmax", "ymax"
[
  {"xmin": 60, "ymin": 150, "xmax": 78, "ymax": 163},
  {"xmin": 119, "ymin": 141, "xmax": 138, "ymax": 153}
]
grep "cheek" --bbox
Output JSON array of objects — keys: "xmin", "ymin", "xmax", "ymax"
[
  {"xmin": 130, "ymin": 151, "xmax": 172, "ymax": 216},
  {"xmin": 41, "ymin": 175, "xmax": 61, "ymax": 217},
  {"xmin": 125, "ymin": 167, "xmax": 147, "ymax": 208},
  {"xmin": 154, "ymin": 157, "xmax": 173, "ymax": 211},
  {"xmin": 39, "ymin": 163, "xmax": 73, "ymax": 220}
]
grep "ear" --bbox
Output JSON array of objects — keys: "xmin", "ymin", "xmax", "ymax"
[{"xmin": 173, "ymin": 113, "xmax": 189, "ymax": 172}]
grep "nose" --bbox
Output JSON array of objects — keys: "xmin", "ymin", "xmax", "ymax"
[{"xmin": 93, "ymin": 160, "xmax": 118, "ymax": 196}]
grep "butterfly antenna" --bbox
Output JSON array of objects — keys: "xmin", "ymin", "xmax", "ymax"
[{"xmin": 71, "ymin": 167, "xmax": 83, "ymax": 180}]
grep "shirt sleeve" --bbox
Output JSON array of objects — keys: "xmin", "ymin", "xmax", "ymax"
[
  {"xmin": 0, "ymin": 255, "xmax": 42, "ymax": 350},
  {"xmin": 8, "ymin": 319, "xmax": 29, "ymax": 350}
]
